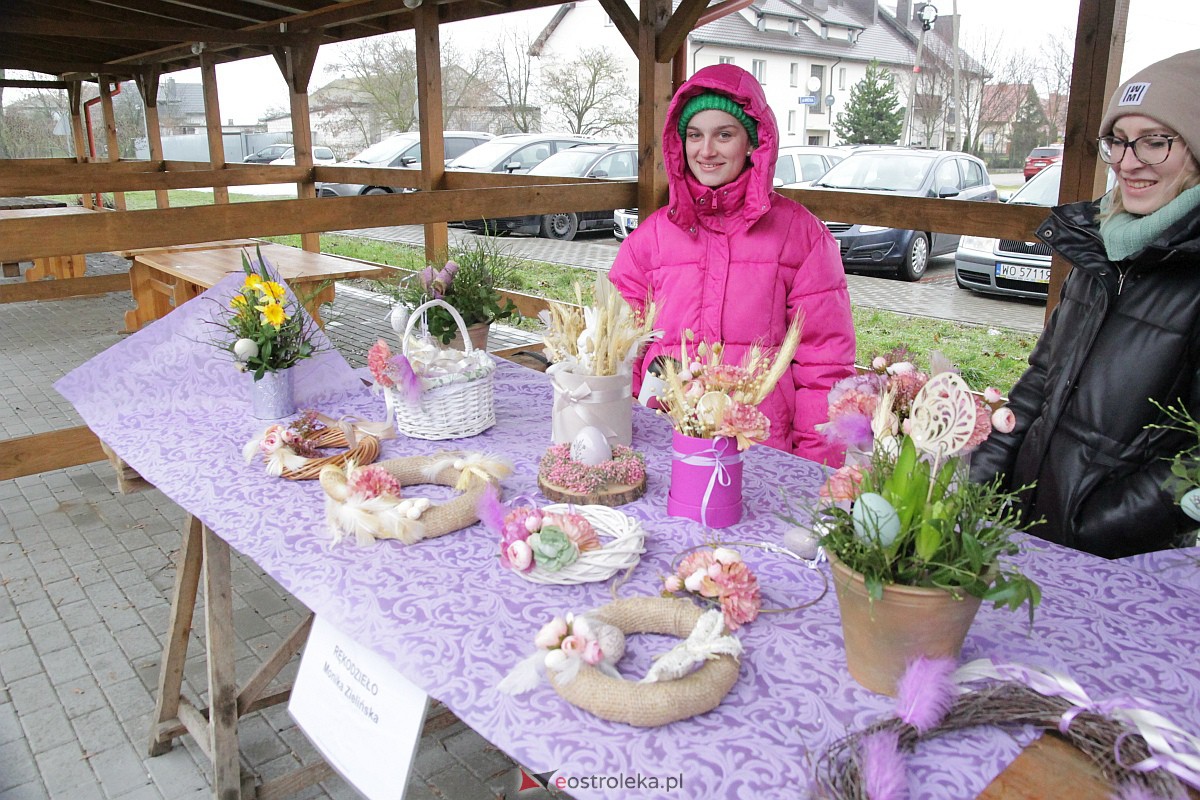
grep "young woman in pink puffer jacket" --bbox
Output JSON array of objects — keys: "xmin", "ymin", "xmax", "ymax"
[{"xmin": 609, "ymin": 63, "xmax": 855, "ymax": 465}]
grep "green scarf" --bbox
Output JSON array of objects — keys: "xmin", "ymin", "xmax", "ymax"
[{"xmin": 1100, "ymin": 183, "xmax": 1200, "ymax": 262}]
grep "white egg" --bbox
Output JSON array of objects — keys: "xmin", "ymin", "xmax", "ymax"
[
  {"xmin": 852, "ymin": 492, "xmax": 901, "ymax": 547},
  {"xmin": 569, "ymin": 426, "xmax": 612, "ymax": 466},
  {"xmin": 1181, "ymin": 488, "xmax": 1200, "ymax": 522},
  {"xmin": 783, "ymin": 526, "xmax": 822, "ymax": 560},
  {"xmin": 232, "ymin": 338, "xmax": 259, "ymax": 362}
]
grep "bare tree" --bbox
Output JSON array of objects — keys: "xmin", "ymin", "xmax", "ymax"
[
  {"xmin": 486, "ymin": 29, "xmax": 540, "ymax": 133},
  {"xmin": 540, "ymin": 47, "xmax": 635, "ymax": 138},
  {"xmin": 327, "ymin": 34, "xmax": 421, "ymax": 135},
  {"xmin": 441, "ymin": 42, "xmax": 495, "ymax": 131},
  {"xmin": 1036, "ymin": 27, "xmax": 1074, "ymax": 142}
]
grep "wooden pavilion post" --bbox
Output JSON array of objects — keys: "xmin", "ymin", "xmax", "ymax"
[
  {"xmin": 66, "ymin": 81, "xmax": 94, "ymax": 209},
  {"xmin": 636, "ymin": 0, "xmax": 673, "ymax": 219},
  {"xmin": 274, "ymin": 42, "xmax": 321, "ymax": 252},
  {"xmin": 136, "ymin": 67, "xmax": 171, "ymax": 209},
  {"xmin": 199, "ymin": 51, "xmax": 230, "ymax": 206},
  {"xmin": 97, "ymin": 75, "xmax": 126, "ymax": 210},
  {"xmin": 415, "ymin": 2, "xmax": 448, "ymax": 264},
  {"xmin": 1046, "ymin": 0, "xmax": 1128, "ymax": 317}
]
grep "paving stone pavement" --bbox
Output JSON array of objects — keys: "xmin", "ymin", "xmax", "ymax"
[
  {"xmin": 1, "ymin": 233, "xmax": 1044, "ymax": 799},
  {"xmin": 0, "ymin": 255, "xmax": 543, "ymax": 800}
]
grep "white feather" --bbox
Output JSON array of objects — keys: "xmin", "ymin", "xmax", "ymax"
[{"xmin": 498, "ymin": 652, "xmax": 546, "ymax": 695}]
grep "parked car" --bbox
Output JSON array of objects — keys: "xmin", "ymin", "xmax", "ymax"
[
  {"xmin": 614, "ymin": 208, "xmax": 638, "ymax": 241},
  {"xmin": 269, "ymin": 145, "xmax": 337, "ymax": 166},
  {"xmin": 955, "ymin": 162, "xmax": 1061, "ymax": 300},
  {"xmin": 805, "ymin": 148, "xmax": 998, "ymax": 280},
  {"xmin": 775, "ymin": 145, "xmax": 844, "ymax": 187},
  {"xmin": 446, "ymin": 133, "xmax": 595, "ymax": 175},
  {"xmin": 463, "ymin": 144, "xmax": 637, "ymax": 240},
  {"xmin": 317, "ymin": 131, "xmax": 493, "ymax": 197},
  {"xmin": 243, "ymin": 143, "xmax": 292, "ymax": 164},
  {"xmin": 1023, "ymin": 145, "xmax": 1063, "ymax": 181}
]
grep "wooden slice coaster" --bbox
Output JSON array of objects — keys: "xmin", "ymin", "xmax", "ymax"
[{"xmin": 538, "ymin": 473, "xmax": 646, "ymax": 507}]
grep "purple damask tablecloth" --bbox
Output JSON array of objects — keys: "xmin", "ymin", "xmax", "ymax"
[{"xmin": 57, "ymin": 274, "xmax": 1200, "ymax": 799}]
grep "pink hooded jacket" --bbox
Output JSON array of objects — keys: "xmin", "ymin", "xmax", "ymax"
[{"xmin": 609, "ymin": 63, "xmax": 855, "ymax": 464}]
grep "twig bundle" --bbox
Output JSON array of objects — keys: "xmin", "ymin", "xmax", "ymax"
[{"xmin": 814, "ymin": 682, "xmax": 1187, "ymax": 799}]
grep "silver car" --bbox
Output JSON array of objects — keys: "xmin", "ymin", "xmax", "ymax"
[
  {"xmin": 317, "ymin": 131, "xmax": 493, "ymax": 197},
  {"xmin": 954, "ymin": 163, "xmax": 1062, "ymax": 300}
]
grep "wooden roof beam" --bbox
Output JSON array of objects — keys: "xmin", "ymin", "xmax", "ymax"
[
  {"xmin": 0, "ymin": 16, "xmax": 324, "ymax": 46},
  {"xmin": 657, "ymin": 0, "xmax": 709, "ymax": 62}
]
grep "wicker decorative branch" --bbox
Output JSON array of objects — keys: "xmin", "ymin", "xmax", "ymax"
[{"xmin": 814, "ymin": 658, "xmax": 1197, "ymax": 800}]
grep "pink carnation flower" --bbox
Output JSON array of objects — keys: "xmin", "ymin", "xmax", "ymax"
[
  {"xmin": 346, "ymin": 464, "xmax": 403, "ymax": 500},
  {"xmin": 543, "ymin": 512, "xmax": 600, "ymax": 552},
  {"xmin": 717, "ymin": 402, "xmax": 770, "ymax": 448},
  {"xmin": 820, "ymin": 465, "xmax": 865, "ymax": 504}
]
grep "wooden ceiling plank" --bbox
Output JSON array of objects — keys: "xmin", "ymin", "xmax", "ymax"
[
  {"xmin": 91, "ymin": 0, "xmax": 271, "ymax": 27},
  {"xmin": 0, "ymin": 15, "xmax": 323, "ymax": 46}
]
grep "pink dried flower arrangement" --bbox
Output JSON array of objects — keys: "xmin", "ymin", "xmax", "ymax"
[
  {"xmin": 480, "ymin": 499, "xmax": 600, "ymax": 574},
  {"xmin": 537, "ymin": 443, "xmax": 645, "ymax": 494},
  {"xmin": 345, "ymin": 464, "xmax": 403, "ymax": 500},
  {"xmin": 663, "ymin": 547, "xmax": 762, "ymax": 630},
  {"xmin": 367, "ymin": 339, "xmax": 420, "ymax": 402}
]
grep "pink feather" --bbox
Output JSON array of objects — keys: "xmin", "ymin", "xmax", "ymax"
[
  {"xmin": 1112, "ymin": 782, "xmax": 1175, "ymax": 800},
  {"xmin": 391, "ymin": 353, "xmax": 422, "ymax": 403},
  {"xmin": 477, "ymin": 484, "xmax": 507, "ymax": 535},
  {"xmin": 861, "ymin": 730, "xmax": 907, "ymax": 800},
  {"xmin": 895, "ymin": 656, "xmax": 957, "ymax": 733}
]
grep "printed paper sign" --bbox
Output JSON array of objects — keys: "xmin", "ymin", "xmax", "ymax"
[{"xmin": 289, "ymin": 616, "xmax": 430, "ymax": 800}]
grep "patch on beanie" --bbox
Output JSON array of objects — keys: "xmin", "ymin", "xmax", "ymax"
[{"xmin": 1118, "ymin": 82, "xmax": 1150, "ymax": 106}]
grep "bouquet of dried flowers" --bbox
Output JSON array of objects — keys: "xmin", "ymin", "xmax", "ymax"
[
  {"xmin": 655, "ymin": 313, "xmax": 803, "ymax": 451},
  {"xmin": 214, "ymin": 247, "xmax": 318, "ymax": 380},
  {"xmin": 817, "ymin": 349, "xmax": 1015, "ymax": 456},
  {"xmin": 542, "ymin": 275, "xmax": 658, "ymax": 377},
  {"xmin": 483, "ymin": 499, "xmax": 602, "ymax": 574}
]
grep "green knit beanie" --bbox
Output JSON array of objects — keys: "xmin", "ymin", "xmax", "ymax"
[{"xmin": 677, "ymin": 92, "xmax": 759, "ymax": 146}]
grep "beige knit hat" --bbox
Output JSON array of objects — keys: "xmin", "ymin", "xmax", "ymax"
[{"xmin": 1100, "ymin": 49, "xmax": 1200, "ymax": 158}]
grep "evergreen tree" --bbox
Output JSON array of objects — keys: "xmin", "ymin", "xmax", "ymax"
[
  {"xmin": 1009, "ymin": 84, "xmax": 1050, "ymax": 165},
  {"xmin": 834, "ymin": 60, "xmax": 904, "ymax": 145}
]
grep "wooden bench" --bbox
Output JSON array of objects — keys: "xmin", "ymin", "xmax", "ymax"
[
  {"xmin": 0, "ymin": 206, "xmax": 95, "ymax": 280},
  {"xmin": 123, "ymin": 242, "xmax": 394, "ymax": 332}
]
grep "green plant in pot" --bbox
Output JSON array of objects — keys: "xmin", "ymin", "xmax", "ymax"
[
  {"xmin": 391, "ymin": 237, "xmax": 518, "ymax": 346},
  {"xmin": 810, "ymin": 356, "xmax": 1041, "ymax": 695}
]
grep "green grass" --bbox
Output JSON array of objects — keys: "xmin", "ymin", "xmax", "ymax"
[{"xmin": 45, "ymin": 189, "xmax": 294, "ymax": 210}]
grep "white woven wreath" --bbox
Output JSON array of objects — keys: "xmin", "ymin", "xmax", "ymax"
[{"xmin": 517, "ymin": 504, "xmax": 646, "ymax": 586}]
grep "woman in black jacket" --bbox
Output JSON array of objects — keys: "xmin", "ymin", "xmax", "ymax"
[{"xmin": 971, "ymin": 49, "xmax": 1200, "ymax": 559}]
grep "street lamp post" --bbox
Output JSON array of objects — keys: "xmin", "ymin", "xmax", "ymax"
[
  {"xmin": 904, "ymin": 3, "xmax": 938, "ymax": 147},
  {"xmin": 800, "ymin": 75, "xmax": 822, "ymax": 145}
]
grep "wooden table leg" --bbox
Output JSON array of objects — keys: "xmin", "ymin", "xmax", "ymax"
[
  {"xmin": 25, "ymin": 257, "xmax": 50, "ymax": 281},
  {"xmin": 147, "ymin": 516, "xmax": 333, "ymax": 799},
  {"xmin": 202, "ymin": 527, "xmax": 242, "ymax": 800},
  {"xmin": 301, "ymin": 284, "xmax": 335, "ymax": 329},
  {"xmin": 148, "ymin": 516, "xmax": 203, "ymax": 757}
]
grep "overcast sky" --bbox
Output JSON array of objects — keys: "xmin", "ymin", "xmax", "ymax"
[{"xmin": 22, "ymin": 0, "xmax": 1200, "ymax": 125}]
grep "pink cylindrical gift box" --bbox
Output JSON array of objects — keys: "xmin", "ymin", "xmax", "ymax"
[
  {"xmin": 667, "ymin": 431, "xmax": 744, "ymax": 528},
  {"xmin": 550, "ymin": 371, "xmax": 633, "ymax": 446}
]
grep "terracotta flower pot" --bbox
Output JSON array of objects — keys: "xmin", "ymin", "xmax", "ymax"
[
  {"xmin": 827, "ymin": 550, "xmax": 984, "ymax": 696},
  {"xmin": 448, "ymin": 322, "xmax": 490, "ymax": 352}
]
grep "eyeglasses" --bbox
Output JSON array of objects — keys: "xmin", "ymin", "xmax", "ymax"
[{"xmin": 1097, "ymin": 134, "xmax": 1180, "ymax": 165}]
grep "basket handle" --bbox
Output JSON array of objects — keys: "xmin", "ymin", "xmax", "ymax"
[{"xmin": 401, "ymin": 298, "xmax": 475, "ymax": 355}]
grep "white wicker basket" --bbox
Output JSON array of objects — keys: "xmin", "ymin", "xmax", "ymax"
[
  {"xmin": 519, "ymin": 504, "xmax": 646, "ymax": 585},
  {"xmin": 386, "ymin": 299, "xmax": 496, "ymax": 440}
]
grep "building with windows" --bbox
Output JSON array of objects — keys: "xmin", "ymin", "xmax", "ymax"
[{"xmin": 534, "ymin": 0, "xmax": 985, "ymax": 148}]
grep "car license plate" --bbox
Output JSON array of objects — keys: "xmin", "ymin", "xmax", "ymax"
[{"xmin": 995, "ymin": 263, "xmax": 1050, "ymax": 283}]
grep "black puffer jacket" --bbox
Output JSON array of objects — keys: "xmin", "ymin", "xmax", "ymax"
[{"xmin": 970, "ymin": 198, "xmax": 1200, "ymax": 558}]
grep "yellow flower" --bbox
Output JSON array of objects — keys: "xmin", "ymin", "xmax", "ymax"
[
  {"xmin": 260, "ymin": 281, "xmax": 287, "ymax": 301},
  {"xmin": 258, "ymin": 301, "xmax": 287, "ymax": 327},
  {"xmin": 230, "ymin": 294, "xmax": 249, "ymax": 308},
  {"xmin": 244, "ymin": 274, "xmax": 263, "ymax": 289}
]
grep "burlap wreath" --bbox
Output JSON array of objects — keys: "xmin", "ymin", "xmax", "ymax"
[
  {"xmin": 548, "ymin": 597, "xmax": 742, "ymax": 727},
  {"xmin": 321, "ymin": 453, "xmax": 507, "ymax": 543}
]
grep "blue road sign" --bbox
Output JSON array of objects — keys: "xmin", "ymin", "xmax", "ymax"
[{"xmin": 798, "ymin": 96, "xmax": 818, "ymax": 105}]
